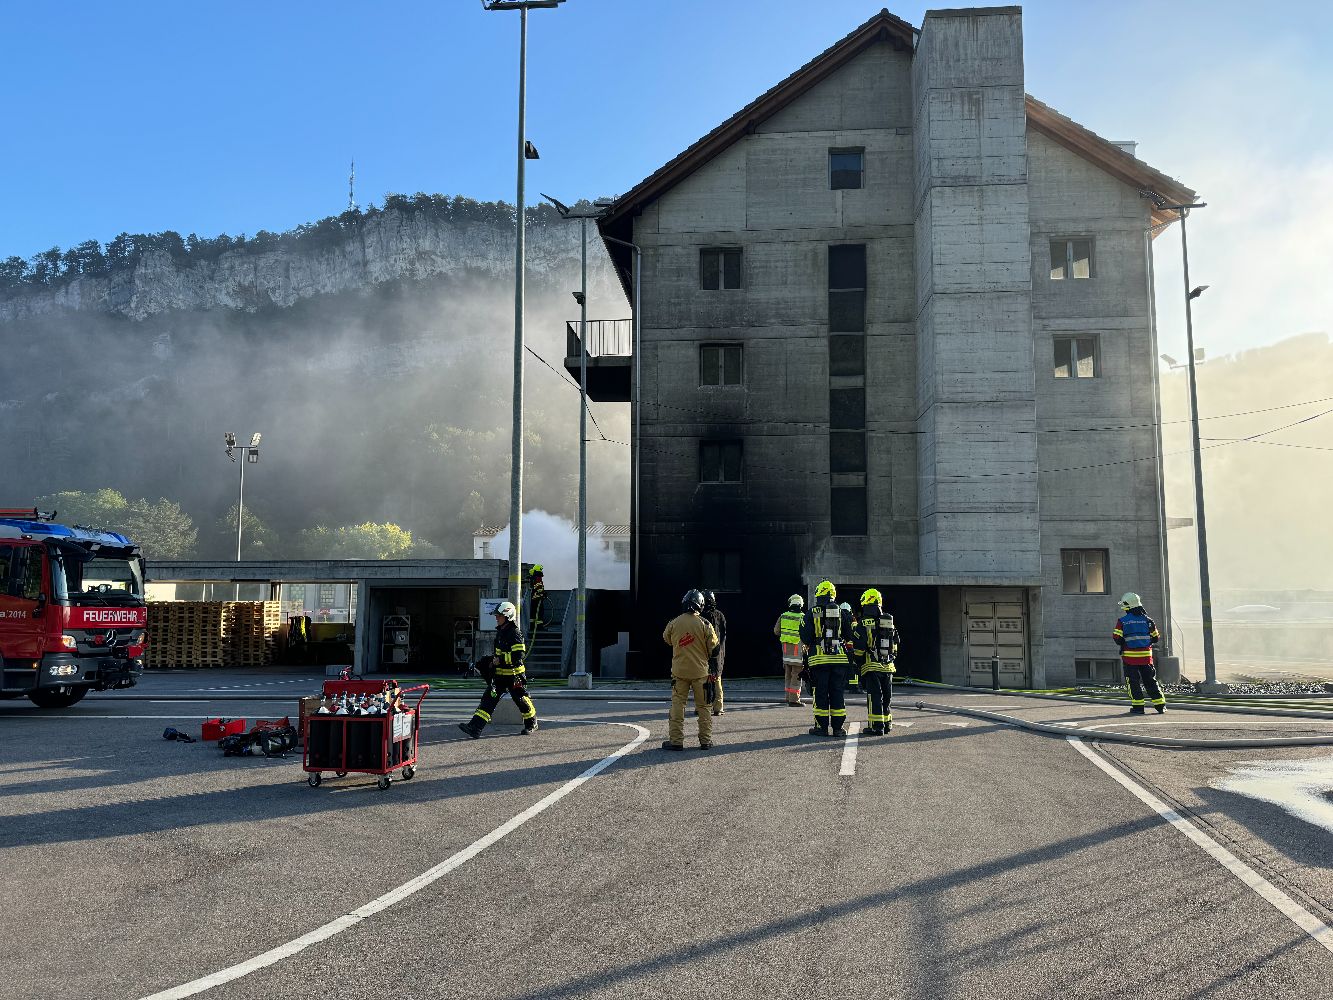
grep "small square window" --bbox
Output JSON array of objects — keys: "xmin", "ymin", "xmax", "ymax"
[
  {"xmin": 1050, "ymin": 238, "xmax": 1093, "ymax": 280},
  {"xmin": 1054, "ymin": 335, "xmax": 1097, "ymax": 378},
  {"xmin": 1061, "ymin": 549, "xmax": 1108, "ymax": 595},
  {"xmin": 829, "ymin": 245, "xmax": 867, "ymax": 290},
  {"xmin": 830, "ymin": 432, "xmax": 866, "ymax": 473},
  {"xmin": 1074, "ymin": 658, "xmax": 1122, "ymax": 683},
  {"xmin": 829, "ymin": 334, "xmax": 865, "ymax": 376},
  {"xmin": 829, "ymin": 388, "xmax": 866, "ymax": 430},
  {"xmin": 700, "ymin": 549, "xmax": 742, "ymax": 592},
  {"xmin": 831, "ymin": 487, "xmax": 868, "ymax": 536},
  {"xmin": 700, "ymin": 247, "xmax": 742, "ymax": 290},
  {"xmin": 830, "ymin": 148, "xmax": 864, "ymax": 190},
  {"xmin": 699, "ymin": 440, "xmax": 743, "ymax": 483},
  {"xmin": 700, "ymin": 344, "xmax": 743, "ymax": 386}
]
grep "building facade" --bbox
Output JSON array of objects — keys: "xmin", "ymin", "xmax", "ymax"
[{"xmin": 596, "ymin": 7, "xmax": 1192, "ymax": 683}]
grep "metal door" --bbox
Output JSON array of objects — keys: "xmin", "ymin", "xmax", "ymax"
[{"xmin": 965, "ymin": 596, "xmax": 1028, "ymax": 688}]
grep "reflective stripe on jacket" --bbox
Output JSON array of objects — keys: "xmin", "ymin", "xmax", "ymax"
[
  {"xmin": 494, "ymin": 621, "xmax": 527, "ymax": 676},
  {"xmin": 1113, "ymin": 612, "xmax": 1159, "ymax": 661},
  {"xmin": 801, "ymin": 599, "xmax": 846, "ymax": 667}
]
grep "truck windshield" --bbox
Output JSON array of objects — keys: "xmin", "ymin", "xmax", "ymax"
[{"xmin": 51, "ymin": 551, "xmax": 145, "ymax": 602}]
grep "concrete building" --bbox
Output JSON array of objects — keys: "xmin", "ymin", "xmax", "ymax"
[{"xmin": 587, "ymin": 7, "xmax": 1193, "ymax": 684}]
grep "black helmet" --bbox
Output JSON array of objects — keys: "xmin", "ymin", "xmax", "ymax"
[
  {"xmin": 682, "ymin": 589, "xmax": 705, "ymax": 613},
  {"xmin": 702, "ymin": 590, "xmax": 717, "ymax": 609}
]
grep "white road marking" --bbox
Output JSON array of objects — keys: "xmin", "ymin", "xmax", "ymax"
[
  {"xmin": 942, "ymin": 721, "xmax": 970, "ymax": 728},
  {"xmin": 150, "ymin": 700, "xmax": 210, "ymax": 704},
  {"xmin": 1068, "ymin": 737, "xmax": 1333, "ymax": 955},
  {"xmin": 137, "ymin": 721, "xmax": 651, "ymax": 1000},
  {"xmin": 839, "ymin": 732, "xmax": 859, "ymax": 776}
]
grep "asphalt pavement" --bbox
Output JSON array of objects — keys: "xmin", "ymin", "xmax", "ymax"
[{"xmin": 0, "ymin": 672, "xmax": 1329, "ymax": 999}]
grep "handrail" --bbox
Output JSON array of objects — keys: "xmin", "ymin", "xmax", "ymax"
[{"xmin": 566, "ymin": 318, "xmax": 632, "ymax": 358}]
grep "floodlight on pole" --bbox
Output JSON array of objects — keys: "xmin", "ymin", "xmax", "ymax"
[
  {"xmin": 1139, "ymin": 190, "xmax": 1224, "ymax": 693},
  {"xmin": 484, "ymin": 0, "xmax": 565, "ymax": 607},
  {"xmin": 542, "ymin": 193, "xmax": 608, "ymax": 690},
  {"xmin": 223, "ymin": 430, "xmax": 262, "ymax": 565}
]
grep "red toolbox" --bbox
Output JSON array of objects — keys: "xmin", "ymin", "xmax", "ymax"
[{"xmin": 202, "ymin": 718, "xmax": 245, "ymax": 741}]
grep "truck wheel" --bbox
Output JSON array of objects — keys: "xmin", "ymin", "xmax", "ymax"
[{"xmin": 28, "ymin": 687, "xmax": 89, "ymax": 709}]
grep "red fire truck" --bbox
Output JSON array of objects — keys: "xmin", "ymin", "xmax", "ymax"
[{"xmin": 0, "ymin": 508, "xmax": 146, "ymax": 708}]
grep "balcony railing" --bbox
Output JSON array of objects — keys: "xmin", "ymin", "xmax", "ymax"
[{"xmin": 566, "ymin": 319, "xmax": 632, "ymax": 359}]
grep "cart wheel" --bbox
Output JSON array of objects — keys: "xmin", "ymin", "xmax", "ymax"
[
  {"xmin": 401, "ymin": 765, "xmax": 415, "ymax": 781},
  {"xmin": 307, "ymin": 773, "xmax": 322, "ymax": 788},
  {"xmin": 335, "ymin": 771, "xmax": 347, "ymax": 778},
  {"xmin": 377, "ymin": 775, "xmax": 391, "ymax": 791}
]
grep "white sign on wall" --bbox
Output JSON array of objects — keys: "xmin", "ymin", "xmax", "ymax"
[{"xmin": 478, "ymin": 598, "xmax": 504, "ymax": 630}]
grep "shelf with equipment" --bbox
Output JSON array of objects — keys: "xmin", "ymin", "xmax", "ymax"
[{"xmin": 381, "ymin": 614, "xmax": 410, "ymax": 666}]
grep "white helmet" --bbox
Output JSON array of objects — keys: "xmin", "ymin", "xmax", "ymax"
[
  {"xmin": 788, "ymin": 593, "xmax": 804, "ymax": 610},
  {"xmin": 1119, "ymin": 593, "xmax": 1142, "ymax": 612},
  {"xmin": 494, "ymin": 600, "xmax": 518, "ymax": 622}
]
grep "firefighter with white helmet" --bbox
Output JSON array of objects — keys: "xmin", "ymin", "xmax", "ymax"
[
  {"xmin": 801, "ymin": 580, "xmax": 849, "ymax": 737},
  {"xmin": 1113, "ymin": 592, "xmax": 1165, "ymax": 714},
  {"xmin": 773, "ymin": 593, "xmax": 806, "ymax": 706},
  {"xmin": 458, "ymin": 599, "xmax": 539, "ymax": 737},
  {"xmin": 851, "ymin": 588, "xmax": 898, "ymax": 735}
]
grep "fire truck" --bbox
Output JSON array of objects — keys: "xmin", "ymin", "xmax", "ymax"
[{"xmin": 0, "ymin": 508, "xmax": 146, "ymax": 708}]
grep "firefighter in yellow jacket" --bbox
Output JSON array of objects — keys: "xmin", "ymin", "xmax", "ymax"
[
  {"xmin": 528, "ymin": 564, "xmax": 547, "ymax": 633},
  {"xmin": 661, "ymin": 589, "xmax": 720, "ymax": 750},
  {"xmin": 801, "ymin": 580, "xmax": 850, "ymax": 737},
  {"xmin": 458, "ymin": 600, "xmax": 538, "ymax": 737},
  {"xmin": 774, "ymin": 594, "xmax": 806, "ymax": 706},
  {"xmin": 851, "ymin": 588, "xmax": 898, "ymax": 735}
]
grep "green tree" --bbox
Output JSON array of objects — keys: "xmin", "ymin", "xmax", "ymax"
[
  {"xmin": 0, "ymin": 256, "xmax": 28, "ymax": 289},
  {"xmin": 215, "ymin": 504, "xmax": 278, "ymax": 559},
  {"xmin": 125, "ymin": 498, "xmax": 197, "ymax": 560},
  {"xmin": 36, "ymin": 489, "xmax": 131, "ymax": 529},
  {"xmin": 294, "ymin": 522, "xmax": 427, "ymax": 560}
]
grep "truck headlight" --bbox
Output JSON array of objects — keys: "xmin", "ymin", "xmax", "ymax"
[
  {"xmin": 59, "ymin": 635, "xmax": 77, "ymax": 651},
  {"xmin": 50, "ymin": 664, "xmax": 78, "ymax": 677}
]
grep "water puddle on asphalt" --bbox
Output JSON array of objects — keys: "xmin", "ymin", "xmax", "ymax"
[{"xmin": 1213, "ymin": 755, "xmax": 1333, "ymax": 833}]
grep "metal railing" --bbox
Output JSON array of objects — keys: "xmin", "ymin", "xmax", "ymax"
[{"xmin": 566, "ymin": 319, "xmax": 632, "ymax": 358}]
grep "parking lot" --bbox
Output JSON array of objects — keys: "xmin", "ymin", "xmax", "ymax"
[{"xmin": 1, "ymin": 673, "xmax": 1330, "ymax": 1000}]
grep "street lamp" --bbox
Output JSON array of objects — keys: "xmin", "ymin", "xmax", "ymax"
[
  {"xmin": 541, "ymin": 193, "xmax": 606, "ymax": 690},
  {"xmin": 224, "ymin": 432, "xmax": 261, "ymax": 600},
  {"xmin": 483, "ymin": 0, "xmax": 565, "ymax": 605},
  {"xmin": 1140, "ymin": 190, "xmax": 1225, "ymax": 693}
]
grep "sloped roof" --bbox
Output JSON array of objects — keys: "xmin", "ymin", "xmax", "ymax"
[{"xmin": 598, "ymin": 8, "xmax": 1196, "ymax": 296}]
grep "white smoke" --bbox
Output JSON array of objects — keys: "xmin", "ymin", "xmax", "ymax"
[{"xmin": 489, "ymin": 509, "xmax": 629, "ymax": 590}]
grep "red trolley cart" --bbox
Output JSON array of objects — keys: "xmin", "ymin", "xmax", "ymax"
[{"xmin": 303, "ymin": 680, "xmax": 428, "ymax": 790}]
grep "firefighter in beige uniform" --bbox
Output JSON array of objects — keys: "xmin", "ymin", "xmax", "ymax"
[{"xmin": 661, "ymin": 589, "xmax": 720, "ymax": 750}]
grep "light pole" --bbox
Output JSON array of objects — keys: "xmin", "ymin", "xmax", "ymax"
[
  {"xmin": 224, "ymin": 432, "xmax": 261, "ymax": 599},
  {"xmin": 1140, "ymin": 192, "xmax": 1225, "ymax": 692},
  {"xmin": 599, "ymin": 232, "xmax": 642, "ymax": 598},
  {"xmin": 483, "ymin": 0, "xmax": 565, "ymax": 606},
  {"xmin": 541, "ymin": 193, "xmax": 603, "ymax": 689}
]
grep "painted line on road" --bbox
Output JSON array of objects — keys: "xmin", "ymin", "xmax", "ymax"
[
  {"xmin": 839, "ymin": 731, "xmax": 859, "ymax": 776},
  {"xmin": 1068, "ymin": 737, "xmax": 1333, "ymax": 956},
  {"xmin": 150, "ymin": 700, "xmax": 210, "ymax": 704},
  {"xmin": 137, "ymin": 721, "xmax": 652, "ymax": 1000}
]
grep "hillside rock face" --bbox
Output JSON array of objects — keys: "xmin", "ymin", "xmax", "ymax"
[{"xmin": 0, "ymin": 208, "xmax": 617, "ymax": 323}]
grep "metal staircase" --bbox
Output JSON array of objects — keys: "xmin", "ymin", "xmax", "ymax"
[{"xmin": 525, "ymin": 590, "xmax": 569, "ymax": 677}]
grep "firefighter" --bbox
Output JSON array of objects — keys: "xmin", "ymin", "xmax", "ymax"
[
  {"xmin": 1114, "ymin": 592, "xmax": 1166, "ymax": 715},
  {"xmin": 774, "ymin": 594, "xmax": 806, "ymax": 706},
  {"xmin": 458, "ymin": 600, "xmax": 538, "ymax": 737},
  {"xmin": 801, "ymin": 580, "xmax": 849, "ymax": 737},
  {"xmin": 701, "ymin": 590, "xmax": 727, "ymax": 716},
  {"xmin": 661, "ymin": 589, "xmax": 720, "ymax": 750},
  {"xmin": 852, "ymin": 588, "xmax": 898, "ymax": 735},
  {"xmin": 528, "ymin": 564, "xmax": 547, "ymax": 633}
]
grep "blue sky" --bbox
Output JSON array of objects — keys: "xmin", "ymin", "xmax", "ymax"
[{"xmin": 4, "ymin": 0, "xmax": 1331, "ymax": 356}]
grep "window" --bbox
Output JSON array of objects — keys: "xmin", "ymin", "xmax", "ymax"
[
  {"xmin": 0, "ymin": 545, "xmax": 11, "ymax": 593},
  {"xmin": 700, "ymin": 344, "xmax": 743, "ymax": 386},
  {"xmin": 828, "ymin": 334, "xmax": 865, "ymax": 377},
  {"xmin": 831, "ymin": 487, "xmax": 868, "ymax": 536},
  {"xmin": 1054, "ymin": 335, "xmax": 1097, "ymax": 378},
  {"xmin": 1050, "ymin": 239, "xmax": 1093, "ymax": 280},
  {"xmin": 829, "ymin": 388, "xmax": 866, "ymax": 430},
  {"xmin": 700, "ymin": 247, "xmax": 742, "ymax": 290},
  {"xmin": 700, "ymin": 549, "xmax": 742, "ymax": 593},
  {"xmin": 1075, "ymin": 658, "xmax": 1123, "ymax": 684},
  {"xmin": 828, "ymin": 244, "xmax": 867, "ymax": 332},
  {"xmin": 1061, "ymin": 549, "xmax": 1108, "ymax": 595},
  {"xmin": 830, "ymin": 432, "xmax": 866, "ymax": 473},
  {"xmin": 699, "ymin": 440, "xmax": 743, "ymax": 483},
  {"xmin": 829, "ymin": 148, "xmax": 864, "ymax": 190},
  {"xmin": 14, "ymin": 548, "xmax": 42, "ymax": 601}
]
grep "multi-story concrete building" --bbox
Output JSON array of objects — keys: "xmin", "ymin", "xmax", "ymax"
[{"xmin": 588, "ymin": 7, "xmax": 1193, "ymax": 684}]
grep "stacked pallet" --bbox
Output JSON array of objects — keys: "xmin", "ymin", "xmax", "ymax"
[
  {"xmin": 222, "ymin": 601, "xmax": 284, "ymax": 667},
  {"xmin": 145, "ymin": 601, "xmax": 225, "ymax": 668}
]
